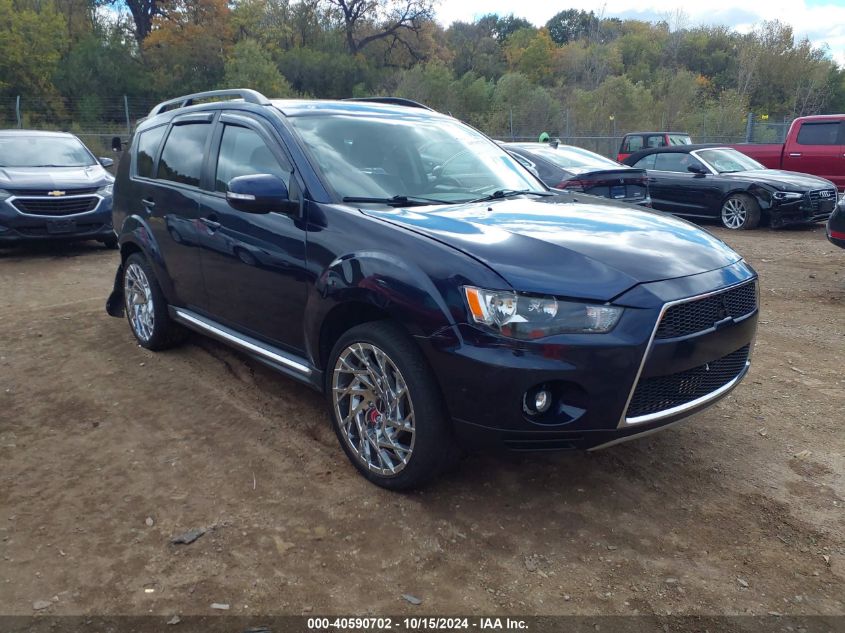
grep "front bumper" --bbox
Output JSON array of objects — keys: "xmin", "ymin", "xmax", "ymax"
[
  {"xmin": 770, "ymin": 195, "xmax": 835, "ymax": 227},
  {"xmin": 0, "ymin": 195, "xmax": 114, "ymax": 243},
  {"xmin": 418, "ymin": 261, "xmax": 758, "ymax": 452}
]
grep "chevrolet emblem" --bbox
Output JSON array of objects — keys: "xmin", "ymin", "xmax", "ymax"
[{"xmin": 47, "ymin": 190, "xmax": 66, "ymax": 197}]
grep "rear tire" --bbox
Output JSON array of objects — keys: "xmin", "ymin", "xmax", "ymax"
[
  {"xmin": 326, "ymin": 321, "xmax": 456, "ymax": 490},
  {"xmin": 122, "ymin": 253, "xmax": 184, "ymax": 351},
  {"xmin": 721, "ymin": 194, "xmax": 761, "ymax": 230}
]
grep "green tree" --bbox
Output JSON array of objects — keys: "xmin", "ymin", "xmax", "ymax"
[
  {"xmin": 0, "ymin": 0, "xmax": 68, "ymax": 118},
  {"xmin": 545, "ymin": 9, "xmax": 597, "ymax": 45},
  {"xmin": 222, "ymin": 39, "xmax": 294, "ymax": 97}
]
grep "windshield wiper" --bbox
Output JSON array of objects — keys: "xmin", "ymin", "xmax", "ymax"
[
  {"xmin": 342, "ymin": 195, "xmax": 449, "ymax": 207},
  {"xmin": 464, "ymin": 189, "xmax": 555, "ymax": 204}
]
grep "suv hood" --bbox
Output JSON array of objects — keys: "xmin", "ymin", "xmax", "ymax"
[
  {"xmin": 725, "ymin": 169, "xmax": 834, "ymax": 191},
  {"xmin": 0, "ymin": 165, "xmax": 111, "ymax": 190},
  {"xmin": 363, "ymin": 198, "xmax": 742, "ymax": 301}
]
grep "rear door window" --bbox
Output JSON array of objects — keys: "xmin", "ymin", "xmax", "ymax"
[
  {"xmin": 623, "ymin": 135, "xmax": 643, "ymax": 153},
  {"xmin": 157, "ymin": 122, "xmax": 212, "ymax": 187},
  {"xmin": 796, "ymin": 122, "xmax": 842, "ymax": 145},
  {"xmin": 646, "ymin": 135, "xmax": 667, "ymax": 148},
  {"xmin": 134, "ymin": 125, "xmax": 167, "ymax": 179}
]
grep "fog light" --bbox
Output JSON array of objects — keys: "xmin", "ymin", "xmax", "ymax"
[
  {"xmin": 523, "ymin": 386, "xmax": 553, "ymax": 416},
  {"xmin": 534, "ymin": 390, "xmax": 551, "ymax": 412}
]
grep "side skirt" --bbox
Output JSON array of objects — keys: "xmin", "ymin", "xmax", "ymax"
[{"xmin": 170, "ymin": 307, "xmax": 323, "ymax": 391}]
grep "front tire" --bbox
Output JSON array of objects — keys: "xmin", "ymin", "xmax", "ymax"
[
  {"xmin": 101, "ymin": 234, "xmax": 118, "ymax": 249},
  {"xmin": 122, "ymin": 253, "xmax": 184, "ymax": 350},
  {"xmin": 721, "ymin": 194, "xmax": 761, "ymax": 230},
  {"xmin": 327, "ymin": 321, "xmax": 456, "ymax": 490}
]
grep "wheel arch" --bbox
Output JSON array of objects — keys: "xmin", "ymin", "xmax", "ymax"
[
  {"xmin": 118, "ymin": 214, "xmax": 177, "ymax": 303},
  {"xmin": 305, "ymin": 249, "xmax": 463, "ymax": 373}
]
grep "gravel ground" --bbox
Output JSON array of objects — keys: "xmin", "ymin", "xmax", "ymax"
[{"xmin": 0, "ymin": 224, "xmax": 842, "ymax": 619}]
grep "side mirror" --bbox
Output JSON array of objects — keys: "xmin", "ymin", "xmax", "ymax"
[
  {"xmin": 687, "ymin": 164, "xmax": 706, "ymax": 175},
  {"xmin": 99, "ymin": 157, "xmax": 115, "ymax": 168},
  {"xmin": 111, "ymin": 137, "xmax": 122, "ymax": 152},
  {"xmin": 226, "ymin": 174, "xmax": 292, "ymax": 214}
]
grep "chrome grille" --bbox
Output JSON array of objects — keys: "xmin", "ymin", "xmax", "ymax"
[
  {"xmin": 8, "ymin": 187, "xmax": 99, "ymax": 196},
  {"xmin": 656, "ymin": 281, "xmax": 757, "ymax": 339}
]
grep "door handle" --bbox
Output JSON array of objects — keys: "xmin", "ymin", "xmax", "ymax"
[
  {"xmin": 788, "ymin": 153, "xmax": 802, "ymax": 157},
  {"xmin": 200, "ymin": 217, "xmax": 221, "ymax": 231},
  {"xmin": 141, "ymin": 198, "xmax": 155, "ymax": 209}
]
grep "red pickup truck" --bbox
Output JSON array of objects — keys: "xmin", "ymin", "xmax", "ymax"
[{"xmin": 731, "ymin": 115, "xmax": 845, "ymax": 190}]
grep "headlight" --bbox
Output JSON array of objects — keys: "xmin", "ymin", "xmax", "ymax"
[
  {"xmin": 0, "ymin": 189, "xmax": 10, "ymax": 201},
  {"xmin": 463, "ymin": 286, "xmax": 622, "ymax": 339},
  {"xmin": 772, "ymin": 191, "xmax": 803, "ymax": 201},
  {"xmin": 97, "ymin": 183, "xmax": 114, "ymax": 196}
]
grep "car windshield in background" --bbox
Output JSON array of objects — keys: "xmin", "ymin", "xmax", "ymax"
[
  {"xmin": 0, "ymin": 136, "xmax": 96, "ymax": 168},
  {"xmin": 668, "ymin": 134, "xmax": 692, "ymax": 145},
  {"xmin": 287, "ymin": 114, "xmax": 545, "ymax": 204},
  {"xmin": 697, "ymin": 148, "xmax": 765, "ymax": 173},
  {"xmin": 524, "ymin": 145, "xmax": 620, "ymax": 170}
]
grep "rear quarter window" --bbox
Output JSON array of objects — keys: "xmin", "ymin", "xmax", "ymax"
[
  {"xmin": 134, "ymin": 125, "xmax": 167, "ymax": 179},
  {"xmin": 632, "ymin": 154, "xmax": 656, "ymax": 169},
  {"xmin": 796, "ymin": 122, "xmax": 842, "ymax": 146},
  {"xmin": 157, "ymin": 123, "xmax": 211, "ymax": 187}
]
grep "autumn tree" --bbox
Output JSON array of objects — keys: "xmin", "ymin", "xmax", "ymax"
[{"xmin": 143, "ymin": 0, "xmax": 234, "ymax": 95}]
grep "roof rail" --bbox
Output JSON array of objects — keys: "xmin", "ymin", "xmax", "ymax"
[
  {"xmin": 344, "ymin": 97, "xmax": 434, "ymax": 111},
  {"xmin": 148, "ymin": 89, "xmax": 271, "ymax": 117}
]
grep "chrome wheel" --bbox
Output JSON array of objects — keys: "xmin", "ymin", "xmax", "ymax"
[
  {"xmin": 124, "ymin": 262, "xmax": 155, "ymax": 342},
  {"xmin": 332, "ymin": 343, "xmax": 415, "ymax": 476},
  {"xmin": 721, "ymin": 197, "xmax": 748, "ymax": 229}
]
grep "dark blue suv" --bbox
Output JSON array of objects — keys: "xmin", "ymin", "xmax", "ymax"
[
  {"xmin": 0, "ymin": 130, "xmax": 116, "ymax": 247},
  {"xmin": 106, "ymin": 89, "xmax": 758, "ymax": 489}
]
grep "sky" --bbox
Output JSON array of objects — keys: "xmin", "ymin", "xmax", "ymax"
[{"xmin": 435, "ymin": 0, "xmax": 845, "ymax": 66}]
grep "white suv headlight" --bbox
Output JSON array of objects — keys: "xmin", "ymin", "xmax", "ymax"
[
  {"xmin": 97, "ymin": 183, "xmax": 114, "ymax": 196},
  {"xmin": 463, "ymin": 286, "xmax": 622, "ymax": 339}
]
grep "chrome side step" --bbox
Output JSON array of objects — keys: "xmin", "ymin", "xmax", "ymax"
[{"xmin": 171, "ymin": 307, "xmax": 315, "ymax": 379}]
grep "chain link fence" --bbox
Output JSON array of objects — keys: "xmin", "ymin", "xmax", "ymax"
[{"xmin": 2, "ymin": 95, "xmax": 796, "ymax": 160}]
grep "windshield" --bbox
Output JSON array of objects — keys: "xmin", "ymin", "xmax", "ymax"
[
  {"xmin": 696, "ymin": 148, "xmax": 765, "ymax": 173},
  {"xmin": 0, "ymin": 136, "xmax": 96, "ymax": 168},
  {"xmin": 668, "ymin": 134, "xmax": 692, "ymax": 146},
  {"xmin": 287, "ymin": 114, "xmax": 545, "ymax": 204},
  {"xmin": 520, "ymin": 145, "xmax": 620, "ymax": 170}
]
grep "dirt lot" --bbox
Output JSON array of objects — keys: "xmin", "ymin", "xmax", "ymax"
[{"xmin": 0, "ymin": 225, "xmax": 843, "ymax": 619}]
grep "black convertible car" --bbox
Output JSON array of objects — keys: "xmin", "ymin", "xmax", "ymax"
[{"xmin": 623, "ymin": 145, "xmax": 838, "ymax": 230}]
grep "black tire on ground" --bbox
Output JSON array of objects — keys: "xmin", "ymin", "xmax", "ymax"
[
  {"xmin": 720, "ymin": 193, "xmax": 761, "ymax": 230},
  {"xmin": 101, "ymin": 234, "xmax": 118, "ymax": 249},
  {"xmin": 122, "ymin": 253, "xmax": 185, "ymax": 351},
  {"xmin": 326, "ymin": 321, "xmax": 457, "ymax": 490}
]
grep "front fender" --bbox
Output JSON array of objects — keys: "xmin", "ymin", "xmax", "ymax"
[{"xmin": 303, "ymin": 249, "xmax": 463, "ymax": 366}]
